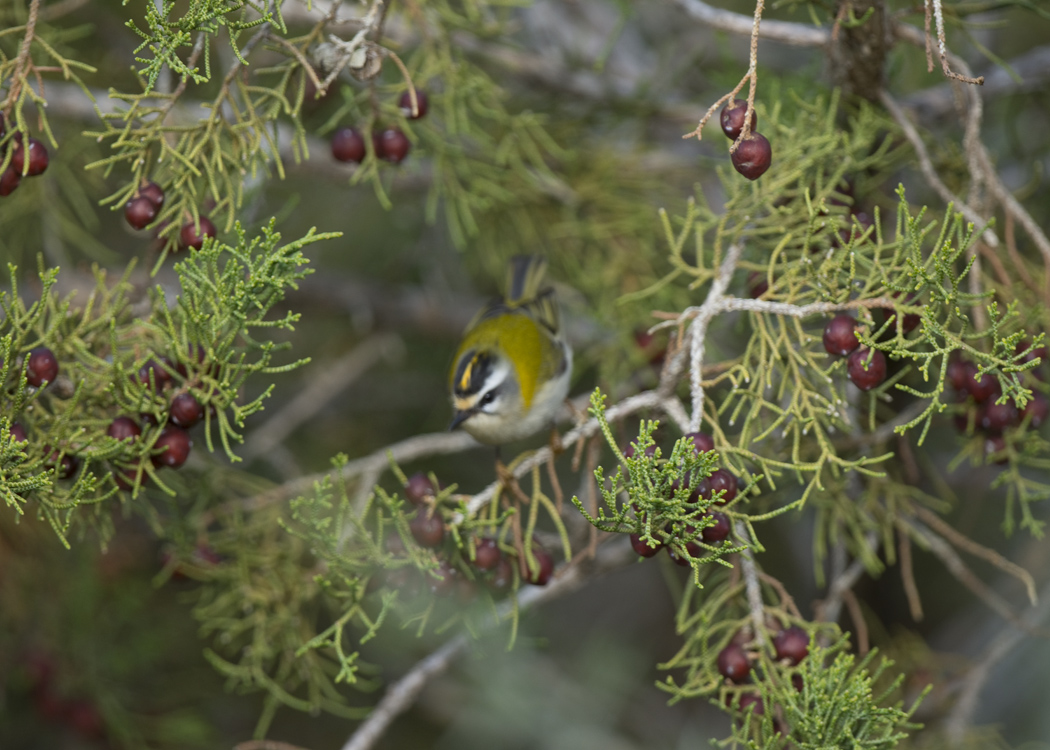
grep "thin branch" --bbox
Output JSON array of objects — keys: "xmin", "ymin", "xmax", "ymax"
[
  {"xmin": 687, "ymin": 243, "xmax": 744, "ymax": 431},
  {"xmin": 674, "ymin": 0, "xmax": 828, "ymax": 47},
  {"xmin": 339, "ymin": 540, "xmax": 634, "ymax": 750},
  {"xmin": 898, "ymin": 526, "xmax": 924, "ymax": 621},
  {"xmin": 736, "ymin": 521, "xmax": 768, "ymax": 647},
  {"xmin": 926, "ymin": 0, "xmax": 983, "ymax": 85},
  {"xmin": 816, "ymin": 532, "xmax": 880, "ymax": 624},
  {"xmin": 240, "ymin": 334, "xmax": 403, "ymax": 462},
  {"xmin": 1, "ymin": 0, "xmax": 42, "ymax": 114},
  {"xmin": 841, "ymin": 587, "xmax": 870, "ymax": 655}
]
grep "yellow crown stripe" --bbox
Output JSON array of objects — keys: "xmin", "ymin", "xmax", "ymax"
[{"xmin": 459, "ymin": 357, "xmax": 475, "ymax": 391}]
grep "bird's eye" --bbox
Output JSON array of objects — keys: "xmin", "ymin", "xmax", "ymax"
[{"xmin": 479, "ymin": 391, "xmax": 496, "ymax": 407}]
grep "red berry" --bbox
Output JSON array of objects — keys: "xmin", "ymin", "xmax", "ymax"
[
  {"xmin": 685, "ymin": 431, "xmax": 715, "ymax": 454},
  {"xmin": 717, "ymin": 643, "xmax": 751, "ymax": 683},
  {"xmin": 772, "ymin": 625, "xmax": 809, "ymax": 665},
  {"xmin": 1023, "ymin": 393, "xmax": 1050, "ymax": 427},
  {"xmin": 847, "ymin": 347, "xmax": 887, "ymax": 391},
  {"xmin": 152, "ymin": 425, "xmax": 191, "ymax": 468},
  {"xmin": 9, "ymin": 422, "xmax": 27, "ymax": 443},
  {"xmin": 489, "ymin": 556, "xmax": 514, "ymax": 594},
  {"xmin": 404, "ymin": 472, "xmax": 436, "ymax": 505},
  {"xmin": 731, "ymin": 133, "xmax": 772, "ymax": 180},
  {"xmin": 124, "ymin": 196, "xmax": 157, "ymax": 230},
  {"xmin": 633, "ymin": 329, "xmax": 667, "ymax": 365},
  {"xmin": 965, "ymin": 369, "xmax": 1000, "ymax": 403},
  {"xmin": 747, "ymin": 271, "xmax": 769, "ymax": 298},
  {"xmin": 26, "ymin": 347, "xmax": 58, "ymax": 387},
  {"xmin": 623, "ymin": 441, "xmax": 656, "ymax": 459},
  {"xmin": 179, "ymin": 215, "xmax": 217, "ymax": 251},
  {"xmin": 376, "ymin": 128, "xmax": 410, "ymax": 164},
  {"xmin": 735, "ymin": 692, "xmax": 765, "ymax": 715},
  {"xmin": 169, "ymin": 393, "xmax": 203, "ymax": 428},
  {"xmin": 138, "ymin": 358, "xmax": 172, "ymax": 392},
  {"xmin": 107, "ymin": 416, "xmax": 141, "ymax": 442},
  {"xmin": 985, "ymin": 435, "xmax": 1008, "ymax": 465},
  {"xmin": 947, "ymin": 355, "xmax": 971, "ymax": 391},
  {"xmin": 667, "ymin": 546, "xmax": 691, "ymax": 567},
  {"xmin": 398, "ymin": 89, "xmax": 429, "ymax": 119},
  {"xmin": 139, "ymin": 181, "xmax": 165, "ymax": 209},
  {"xmin": 707, "ymin": 469, "xmax": 738, "ymax": 504},
  {"xmin": 823, "ymin": 314, "xmax": 860, "ymax": 357},
  {"xmin": 525, "ymin": 545, "xmax": 554, "ymax": 585},
  {"xmin": 884, "ymin": 293, "xmax": 920, "ymax": 335},
  {"xmin": 428, "ymin": 561, "xmax": 458, "ymax": 596},
  {"xmin": 473, "ymin": 538, "xmax": 502, "ymax": 570},
  {"xmin": 630, "ymin": 532, "xmax": 663, "ymax": 557},
  {"xmin": 331, "ymin": 127, "xmax": 366, "ymax": 163},
  {"xmin": 410, "ymin": 510, "xmax": 445, "ymax": 547},
  {"xmin": 978, "ymin": 400, "xmax": 1019, "ymax": 434},
  {"xmin": 701, "ymin": 511, "xmax": 731, "ymax": 543},
  {"xmin": 720, "ymin": 99, "xmax": 757, "ymax": 140},
  {"xmin": 12, "ymin": 137, "xmax": 49, "ymax": 176},
  {"xmin": 0, "ymin": 167, "xmax": 19, "ymax": 196}
]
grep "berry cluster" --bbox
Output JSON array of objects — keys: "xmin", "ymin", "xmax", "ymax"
[
  {"xmin": 822, "ymin": 314, "xmax": 887, "ymax": 391},
  {"xmin": 718, "ymin": 625, "xmax": 810, "ymax": 732},
  {"xmin": 626, "ymin": 431, "xmax": 740, "ymax": 564},
  {"xmin": 123, "ymin": 178, "xmax": 218, "ymax": 253},
  {"xmin": 331, "ymin": 89, "xmax": 428, "ymax": 166},
  {"xmin": 948, "ymin": 345, "xmax": 1049, "ymax": 463},
  {"xmin": 720, "ymin": 100, "xmax": 771, "ymax": 181},
  {"xmin": 380, "ymin": 471, "xmax": 554, "ymax": 601},
  {"xmin": 0, "ymin": 117, "xmax": 50, "ymax": 197}
]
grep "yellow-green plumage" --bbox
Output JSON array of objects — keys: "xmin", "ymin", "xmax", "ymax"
[{"xmin": 448, "ymin": 255, "xmax": 572, "ymax": 445}]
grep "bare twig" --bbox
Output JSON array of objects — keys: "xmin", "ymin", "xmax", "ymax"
[
  {"xmin": 816, "ymin": 532, "xmax": 880, "ymax": 624},
  {"xmin": 240, "ymin": 334, "xmax": 403, "ymax": 462},
  {"xmin": 841, "ymin": 587, "xmax": 870, "ymax": 655},
  {"xmin": 925, "ymin": 0, "xmax": 983, "ymax": 85},
  {"xmin": 674, "ymin": 0, "xmax": 828, "ymax": 46},
  {"xmin": 736, "ymin": 521, "xmax": 768, "ymax": 647},
  {"xmin": 2, "ymin": 0, "xmax": 42, "ymax": 114},
  {"xmin": 898, "ymin": 526, "xmax": 924, "ymax": 621},
  {"xmin": 339, "ymin": 540, "xmax": 634, "ymax": 750}
]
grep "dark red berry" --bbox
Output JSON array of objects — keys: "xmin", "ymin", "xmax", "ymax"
[
  {"xmin": 823, "ymin": 315, "xmax": 859, "ymax": 357},
  {"xmin": 26, "ymin": 347, "xmax": 58, "ymax": 387},
  {"xmin": 720, "ymin": 99, "xmax": 757, "ymax": 141},
  {"xmin": 731, "ymin": 133, "xmax": 772, "ymax": 180},
  {"xmin": 489, "ymin": 557, "xmax": 514, "ymax": 593},
  {"xmin": 179, "ymin": 216, "xmax": 217, "ymax": 251},
  {"xmin": 376, "ymin": 128, "xmax": 410, "ymax": 164},
  {"xmin": 152, "ymin": 425, "xmax": 191, "ymax": 468},
  {"xmin": 623, "ymin": 441, "xmax": 656, "ymax": 459},
  {"xmin": 667, "ymin": 546, "xmax": 691, "ymax": 567},
  {"xmin": 0, "ymin": 167, "xmax": 19, "ymax": 196},
  {"xmin": 138, "ymin": 359, "xmax": 172, "ymax": 392},
  {"xmin": 717, "ymin": 643, "xmax": 751, "ymax": 683},
  {"xmin": 747, "ymin": 271, "xmax": 769, "ymax": 298},
  {"xmin": 410, "ymin": 510, "xmax": 445, "ymax": 548},
  {"xmin": 630, "ymin": 532, "xmax": 662, "ymax": 557},
  {"xmin": 107, "ymin": 416, "xmax": 141, "ymax": 442},
  {"xmin": 979, "ymin": 401, "xmax": 1019, "ymax": 434},
  {"xmin": 1023, "ymin": 393, "xmax": 1050, "ymax": 427},
  {"xmin": 701, "ymin": 511, "xmax": 731, "ymax": 543},
  {"xmin": 331, "ymin": 127, "xmax": 366, "ymax": 163},
  {"xmin": 169, "ymin": 393, "xmax": 203, "ymax": 428},
  {"xmin": 124, "ymin": 196, "xmax": 157, "ymax": 230},
  {"xmin": 947, "ymin": 355, "xmax": 971, "ymax": 391},
  {"xmin": 525, "ymin": 545, "xmax": 554, "ymax": 585},
  {"xmin": 685, "ymin": 431, "xmax": 715, "ymax": 454},
  {"xmin": 633, "ymin": 329, "xmax": 667, "ymax": 365},
  {"xmin": 114, "ymin": 466, "xmax": 139, "ymax": 491},
  {"xmin": 847, "ymin": 347, "xmax": 887, "ymax": 391},
  {"xmin": 884, "ymin": 293, "xmax": 921, "ymax": 335},
  {"xmin": 139, "ymin": 181, "xmax": 165, "ymax": 209},
  {"xmin": 404, "ymin": 472, "xmax": 436, "ymax": 505},
  {"xmin": 736, "ymin": 692, "xmax": 765, "ymax": 715},
  {"xmin": 398, "ymin": 89, "xmax": 429, "ymax": 119},
  {"xmin": 707, "ymin": 469, "xmax": 738, "ymax": 504},
  {"xmin": 473, "ymin": 538, "xmax": 501, "ymax": 570},
  {"xmin": 965, "ymin": 370, "xmax": 1000, "ymax": 403},
  {"xmin": 985, "ymin": 434, "xmax": 1008, "ymax": 465},
  {"xmin": 773, "ymin": 625, "xmax": 809, "ymax": 665},
  {"xmin": 46, "ymin": 449, "xmax": 79, "ymax": 479},
  {"xmin": 9, "ymin": 422, "xmax": 27, "ymax": 443},
  {"xmin": 12, "ymin": 137, "xmax": 48, "ymax": 176},
  {"xmin": 428, "ymin": 561, "xmax": 458, "ymax": 596}
]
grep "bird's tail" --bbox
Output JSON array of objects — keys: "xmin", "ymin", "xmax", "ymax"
[{"xmin": 505, "ymin": 255, "xmax": 559, "ymax": 334}]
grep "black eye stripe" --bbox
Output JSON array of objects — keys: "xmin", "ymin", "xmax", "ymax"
[{"xmin": 454, "ymin": 350, "xmax": 494, "ymax": 396}]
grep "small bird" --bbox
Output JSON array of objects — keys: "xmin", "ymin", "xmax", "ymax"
[{"xmin": 449, "ymin": 256, "xmax": 572, "ymax": 445}]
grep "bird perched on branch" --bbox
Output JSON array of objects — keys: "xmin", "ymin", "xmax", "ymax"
[{"xmin": 449, "ymin": 255, "xmax": 572, "ymax": 446}]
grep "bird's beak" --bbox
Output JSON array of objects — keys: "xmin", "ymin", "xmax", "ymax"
[{"xmin": 449, "ymin": 409, "xmax": 473, "ymax": 432}]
